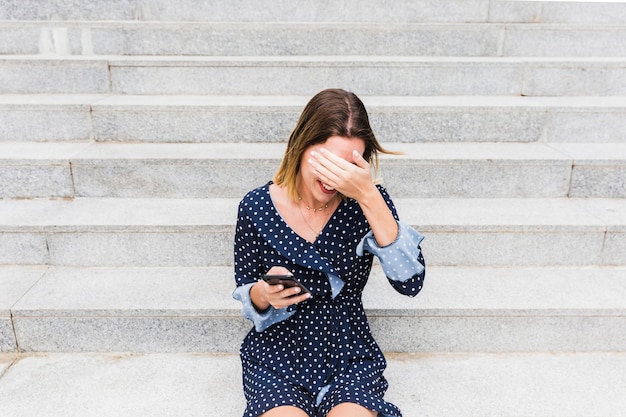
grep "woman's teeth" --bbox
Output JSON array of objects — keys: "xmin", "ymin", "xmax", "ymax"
[{"xmin": 322, "ymin": 183, "xmax": 335, "ymax": 191}]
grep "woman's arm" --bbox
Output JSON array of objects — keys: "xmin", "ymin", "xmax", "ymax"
[
  {"xmin": 357, "ymin": 220, "xmax": 426, "ymax": 296},
  {"xmin": 309, "ymin": 148, "xmax": 426, "ymax": 296},
  {"xmin": 310, "ymin": 148, "xmax": 398, "ymax": 246},
  {"xmin": 233, "ymin": 200, "xmax": 310, "ymax": 331}
]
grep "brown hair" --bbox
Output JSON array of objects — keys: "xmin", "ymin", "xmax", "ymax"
[{"xmin": 273, "ymin": 88, "xmax": 398, "ymax": 201}]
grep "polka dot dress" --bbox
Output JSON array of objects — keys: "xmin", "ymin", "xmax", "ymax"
[{"xmin": 234, "ymin": 182, "xmax": 425, "ymax": 417}]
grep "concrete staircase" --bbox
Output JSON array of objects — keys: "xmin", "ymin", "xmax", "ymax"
[{"xmin": 1, "ymin": 1, "xmax": 626, "ymax": 415}]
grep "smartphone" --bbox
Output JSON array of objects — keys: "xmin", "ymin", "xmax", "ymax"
[{"xmin": 262, "ymin": 273, "xmax": 311, "ymax": 295}]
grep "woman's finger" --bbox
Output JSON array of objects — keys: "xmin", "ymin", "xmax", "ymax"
[
  {"xmin": 272, "ymin": 288, "xmax": 311, "ymax": 309},
  {"xmin": 352, "ymin": 149, "xmax": 370, "ymax": 169},
  {"xmin": 309, "ymin": 151, "xmax": 339, "ymax": 180}
]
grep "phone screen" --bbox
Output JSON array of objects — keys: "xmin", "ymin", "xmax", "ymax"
[{"xmin": 262, "ymin": 274, "xmax": 311, "ymax": 294}]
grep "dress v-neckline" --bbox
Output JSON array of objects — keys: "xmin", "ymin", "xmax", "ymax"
[{"xmin": 267, "ymin": 182, "xmax": 338, "ymax": 245}]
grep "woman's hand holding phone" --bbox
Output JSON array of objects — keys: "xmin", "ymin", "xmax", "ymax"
[{"xmin": 250, "ymin": 266, "xmax": 311, "ymax": 311}]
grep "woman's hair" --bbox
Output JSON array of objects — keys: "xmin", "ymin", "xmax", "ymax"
[{"xmin": 273, "ymin": 88, "xmax": 398, "ymax": 201}]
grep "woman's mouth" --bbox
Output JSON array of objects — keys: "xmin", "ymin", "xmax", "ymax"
[{"xmin": 319, "ymin": 181, "xmax": 336, "ymax": 194}]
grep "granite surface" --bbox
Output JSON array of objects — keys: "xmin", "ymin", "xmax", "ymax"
[{"xmin": 1, "ymin": 352, "xmax": 626, "ymax": 416}]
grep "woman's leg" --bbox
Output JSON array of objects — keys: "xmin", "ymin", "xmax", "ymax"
[
  {"xmin": 327, "ymin": 402, "xmax": 377, "ymax": 417},
  {"xmin": 260, "ymin": 405, "xmax": 310, "ymax": 417}
]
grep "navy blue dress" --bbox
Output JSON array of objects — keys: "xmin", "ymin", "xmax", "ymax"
[{"xmin": 233, "ymin": 182, "xmax": 425, "ymax": 417}]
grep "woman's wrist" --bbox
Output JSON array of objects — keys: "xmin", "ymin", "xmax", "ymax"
[
  {"xmin": 357, "ymin": 187, "xmax": 398, "ymax": 247},
  {"xmin": 250, "ymin": 281, "xmax": 270, "ymax": 312}
]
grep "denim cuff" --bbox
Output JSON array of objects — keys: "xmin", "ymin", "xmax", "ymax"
[
  {"xmin": 232, "ymin": 283, "xmax": 296, "ymax": 332},
  {"xmin": 356, "ymin": 221, "xmax": 425, "ymax": 282}
]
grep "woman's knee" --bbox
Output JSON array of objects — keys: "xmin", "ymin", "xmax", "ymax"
[
  {"xmin": 327, "ymin": 402, "xmax": 377, "ymax": 417},
  {"xmin": 260, "ymin": 405, "xmax": 310, "ymax": 417}
]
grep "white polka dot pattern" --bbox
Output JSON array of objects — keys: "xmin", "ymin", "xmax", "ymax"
[
  {"xmin": 357, "ymin": 222, "xmax": 425, "ymax": 292},
  {"xmin": 233, "ymin": 182, "xmax": 426, "ymax": 417}
]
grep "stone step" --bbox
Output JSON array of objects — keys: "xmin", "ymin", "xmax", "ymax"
[
  {"xmin": 1, "ymin": 141, "xmax": 625, "ymax": 199},
  {"xmin": 2, "ymin": 95, "xmax": 626, "ymax": 144},
  {"xmin": 2, "ymin": 352, "xmax": 626, "ymax": 417},
  {"xmin": 2, "ymin": 56, "xmax": 626, "ymax": 96},
  {"xmin": 2, "ymin": 265, "xmax": 626, "ymax": 353},
  {"xmin": 11, "ymin": 351, "xmax": 626, "ymax": 417},
  {"xmin": 2, "ymin": 21, "xmax": 626, "ymax": 57},
  {"xmin": 1, "ymin": 0, "xmax": 625, "ymax": 24},
  {"xmin": 0, "ymin": 197, "xmax": 624, "ymax": 267}
]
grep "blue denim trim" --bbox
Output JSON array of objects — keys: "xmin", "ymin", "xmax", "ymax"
[
  {"xmin": 356, "ymin": 220, "xmax": 425, "ymax": 282},
  {"xmin": 232, "ymin": 283, "xmax": 296, "ymax": 332},
  {"xmin": 315, "ymin": 383, "xmax": 333, "ymax": 407},
  {"xmin": 326, "ymin": 272, "xmax": 344, "ymax": 299}
]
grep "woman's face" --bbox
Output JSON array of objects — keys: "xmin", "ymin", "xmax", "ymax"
[{"xmin": 298, "ymin": 135, "xmax": 366, "ymax": 204}]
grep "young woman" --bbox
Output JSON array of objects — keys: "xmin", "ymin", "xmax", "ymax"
[{"xmin": 233, "ymin": 88, "xmax": 426, "ymax": 417}]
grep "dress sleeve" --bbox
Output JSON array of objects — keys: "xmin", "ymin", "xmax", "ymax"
[
  {"xmin": 232, "ymin": 199, "xmax": 295, "ymax": 332},
  {"xmin": 232, "ymin": 283, "xmax": 296, "ymax": 332},
  {"xmin": 356, "ymin": 220, "xmax": 426, "ymax": 297}
]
